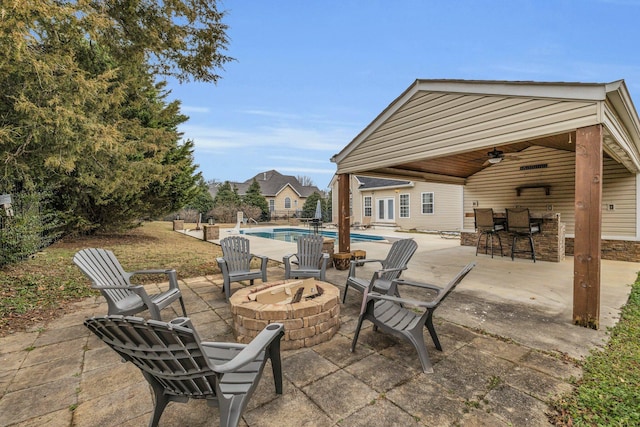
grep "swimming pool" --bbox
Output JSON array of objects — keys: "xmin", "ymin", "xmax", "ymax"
[{"xmin": 240, "ymin": 227, "xmax": 386, "ymax": 243}]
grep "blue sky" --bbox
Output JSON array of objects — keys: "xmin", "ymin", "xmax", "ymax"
[{"xmin": 166, "ymin": 0, "xmax": 640, "ymax": 190}]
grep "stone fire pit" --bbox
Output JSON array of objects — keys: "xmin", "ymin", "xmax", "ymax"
[{"xmin": 229, "ymin": 279, "xmax": 340, "ymax": 350}]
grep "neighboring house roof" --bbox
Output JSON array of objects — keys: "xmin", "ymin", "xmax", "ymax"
[
  {"xmin": 209, "ymin": 170, "xmax": 320, "ymax": 199},
  {"xmin": 355, "ymin": 175, "xmax": 413, "ymax": 190}
]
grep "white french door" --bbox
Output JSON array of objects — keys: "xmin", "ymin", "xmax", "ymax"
[{"xmin": 377, "ymin": 198, "xmax": 395, "ymax": 222}]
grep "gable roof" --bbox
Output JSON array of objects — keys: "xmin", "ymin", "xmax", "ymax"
[
  {"xmin": 355, "ymin": 175, "xmax": 413, "ymax": 190},
  {"xmin": 331, "ymin": 79, "xmax": 640, "ymax": 184},
  {"xmin": 210, "ymin": 170, "xmax": 320, "ymax": 198}
]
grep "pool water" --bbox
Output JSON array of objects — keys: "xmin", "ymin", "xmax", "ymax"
[{"xmin": 240, "ymin": 227, "xmax": 385, "ymax": 243}]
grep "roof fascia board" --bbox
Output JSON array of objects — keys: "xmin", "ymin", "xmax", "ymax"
[
  {"xmin": 606, "ymin": 80, "xmax": 640, "ymax": 146},
  {"xmin": 603, "ymin": 113, "xmax": 640, "ymax": 172},
  {"xmin": 275, "ymin": 183, "xmax": 302, "ymax": 197},
  {"xmin": 600, "ymin": 80, "xmax": 640, "ymax": 172},
  {"xmin": 414, "ymin": 79, "xmax": 608, "ymax": 101}
]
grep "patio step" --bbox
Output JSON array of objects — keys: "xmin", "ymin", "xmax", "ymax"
[{"xmin": 370, "ymin": 222, "xmax": 399, "ymax": 230}]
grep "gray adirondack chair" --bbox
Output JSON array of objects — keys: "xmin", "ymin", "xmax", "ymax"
[
  {"xmin": 283, "ymin": 234, "xmax": 329, "ymax": 281},
  {"xmin": 351, "ymin": 262, "xmax": 476, "ymax": 373},
  {"xmin": 217, "ymin": 236, "xmax": 268, "ymax": 301},
  {"xmin": 84, "ymin": 315, "xmax": 284, "ymax": 427},
  {"xmin": 342, "ymin": 238, "xmax": 418, "ymax": 304},
  {"xmin": 73, "ymin": 248, "xmax": 187, "ymax": 321}
]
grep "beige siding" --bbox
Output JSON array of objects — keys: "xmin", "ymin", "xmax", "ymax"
[
  {"xmin": 350, "ymin": 175, "xmax": 363, "ymax": 224},
  {"xmin": 463, "ymin": 146, "xmax": 637, "ymax": 238},
  {"xmin": 338, "ymin": 93, "xmax": 599, "ymax": 174},
  {"xmin": 395, "ymin": 182, "xmax": 463, "ymax": 231},
  {"xmin": 330, "ymin": 175, "xmax": 362, "ymax": 224},
  {"xmin": 273, "ymin": 186, "xmax": 303, "ymax": 213},
  {"xmin": 332, "ymin": 177, "xmax": 463, "ymax": 231},
  {"xmin": 602, "ymin": 161, "xmax": 636, "ymax": 237}
]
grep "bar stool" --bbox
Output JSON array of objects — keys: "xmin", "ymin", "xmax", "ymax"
[
  {"xmin": 474, "ymin": 208, "xmax": 504, "ymax": 258},
  {"xmin": 506, "ymin": 208, "xmax": 540, "ymax": 262}
]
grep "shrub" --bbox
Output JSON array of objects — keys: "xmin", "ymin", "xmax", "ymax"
[{"xmin": 0, "ymin": 192, "xmax": 61, "ymax": 266}]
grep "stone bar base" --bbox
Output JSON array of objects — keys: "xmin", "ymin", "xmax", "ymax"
[
  {"xmin": 229, "ymin": 280, "xmax": 340, "ymax": 350},
  {"xmin": 565, "ymin": 238, "xmax": 640, "ymax": 262},
  {"xmin": 461, "ymin": 213, "xmax": 565, "ymax": 262},
  {"xmin": 464, "ymin": 233, "xmax": 640, "ymax": 263}
]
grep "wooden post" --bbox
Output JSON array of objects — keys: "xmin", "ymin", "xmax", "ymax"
[
  {"xmin": 573, "ymin": 125, "xmax": 602, "ymax": 329},
  {"xmin": 337, "ymin": 173, "xmax": 351, "ymax": 254}
]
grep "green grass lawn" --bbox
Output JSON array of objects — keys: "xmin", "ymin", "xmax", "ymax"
[
  {"xmin": 551, "ymin": 277, "xmax": 640, "ymax": 426},
  {"xmin": 0, "ymin": 221, "xmax": 224, "ymax": 335}
]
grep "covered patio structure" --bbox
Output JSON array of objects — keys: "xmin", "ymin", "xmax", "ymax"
[{"xmin": 331, "ymin": 79, "xmax": 640, "ymax": 329}]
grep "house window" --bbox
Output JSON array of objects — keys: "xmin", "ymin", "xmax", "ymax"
[
  {"xmin": 363, "ymin": 196, "xmax": 372, "ymax": 217},
  {"xmin": 285, "ymin": 197, "xmax": 291, "ymax": 209},
  {"xmin": 269, "ymin": 199, "xmax": 275, "ymax": 212},
  {"xmin": 421, "ymin": 192, "xmax": 434, "ymax": 214},
  {"xmin": 399, "ymin": 193, "xmax": 410, "ymax": 218}
]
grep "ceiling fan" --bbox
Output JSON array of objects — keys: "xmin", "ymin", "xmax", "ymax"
[{"xmin": 482, "ymin": 147, "xmax": 520, "ymax": 166}]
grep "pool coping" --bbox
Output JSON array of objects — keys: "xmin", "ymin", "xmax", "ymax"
[{"xmin": 238, "ymin": 225, "xmax": 390, "ymax": 243}]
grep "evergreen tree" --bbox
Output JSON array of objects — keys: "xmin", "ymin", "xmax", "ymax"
[
  {"xmin": 301, "ymin": 192, "xmax": 324, "ymax": 219},
  {"xmin": 243, "ymin": 179, "xmax": 269, "ymax": 220},
  {"xmin": 325, "ymin": 190, "xmax": 332, "ymax": 222},
  {"xmin": 185, "ymin": 176, "xmax": 215, "ymax": 216},
  {"xmin": 213, "ymin": 181, "xmax": 241, "ymax": 206},
  {"xmin": 0, "ymin": 0, "xmax": 232, "ymax": 233}
]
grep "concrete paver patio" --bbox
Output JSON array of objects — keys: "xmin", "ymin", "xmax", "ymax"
[{"xmin": 1, "ymin": 230, "xmax": 637, "ymax": 426}]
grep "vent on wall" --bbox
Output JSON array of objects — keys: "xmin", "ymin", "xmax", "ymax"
[{"xmin": 520, "ymin": 164, "xmax": 548, "ymax": 171}]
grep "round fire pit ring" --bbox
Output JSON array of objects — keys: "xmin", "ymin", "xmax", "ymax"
[{"xmin": 229, "ymin": 280, "xmax": 341, "ymax": 350}]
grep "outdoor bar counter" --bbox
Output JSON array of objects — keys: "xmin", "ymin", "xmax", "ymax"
[{"xmin": 461, "ymin": 211, "xmax": 565, "ymax": 262}]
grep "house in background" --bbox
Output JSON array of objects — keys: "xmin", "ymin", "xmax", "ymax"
[
  {"xmin": 210, "ymin": 170, "xmax": 321, "ymax": 219},
  {"xmin": 330, "ymin": 174, "xmax": 462, "ymax": 231}
]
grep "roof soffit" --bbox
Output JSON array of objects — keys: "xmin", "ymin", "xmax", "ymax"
[
  {"xmin": 603, "ymin": 81, "xmax": 640, "ymax": 172},
  {"xmin": 340, "ymin": 134, "xmax": 576, "ymax": 183}
]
